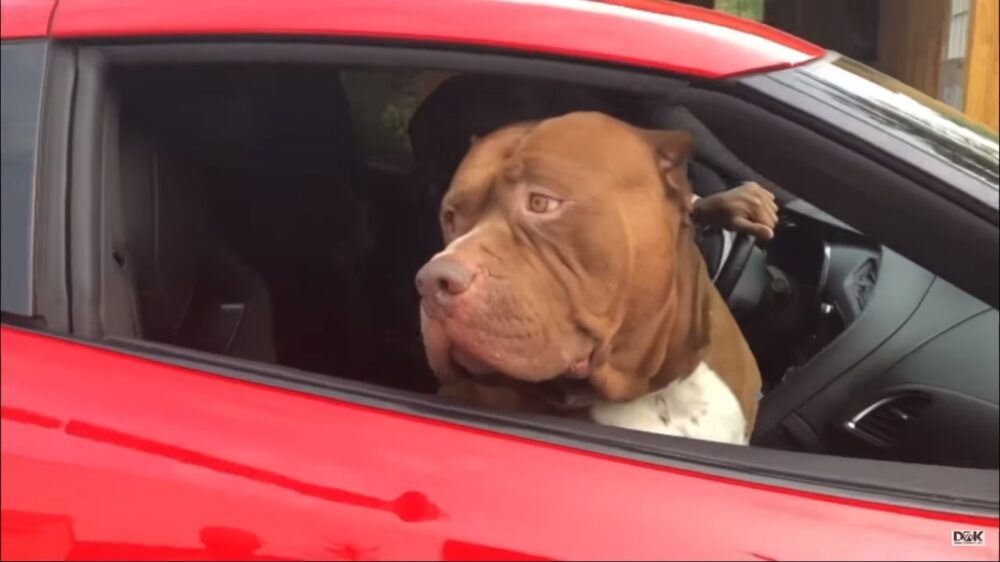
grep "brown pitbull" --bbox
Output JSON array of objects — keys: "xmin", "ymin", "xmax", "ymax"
[{"xmin": 416, "ymin": 112, "xmax": 762, "ymax": 444}]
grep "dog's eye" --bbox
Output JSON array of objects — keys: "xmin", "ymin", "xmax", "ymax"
[{"xmin": 527, "ymin": 193, "xmax": 562, "ymax": 214}]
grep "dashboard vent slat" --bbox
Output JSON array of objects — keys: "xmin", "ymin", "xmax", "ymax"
[{"xmin": 844, "ymin": 393, "xmax": 931, "ymax": 447}]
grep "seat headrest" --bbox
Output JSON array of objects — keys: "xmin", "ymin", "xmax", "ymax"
[
  {"xmin": 133, "ymin": 68, "xmax": 373, "ymax": 264},
  {"xmin": 141, "ymin": 68, "xmax": 358, "ymax": 177},
  {"xmin": 407, "ymin": 74, "xmax": 625, "ymax": 199},
  {"xmin": 118, "ymin": 120, "xmax": 207, "ymax": 341}
]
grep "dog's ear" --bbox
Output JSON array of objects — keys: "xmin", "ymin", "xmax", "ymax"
[{"xmin": 635, "ymin": 128, "xmax": 695, "ymax": 214}]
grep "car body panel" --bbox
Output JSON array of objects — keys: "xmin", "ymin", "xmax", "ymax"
[
  {"xmin": 0, "ymin": 0, "xmax": 55, "ymax": 40},
  {"xmin": 2, "ymin": 327, "xmax": 998, "ymax": 561},
  {"xmin": 26, "ymin": 0, "xmax": 823, "ymax": 78},
  {"xmin": 1, "ymin": 1, "xmax": 998, "ymax": 560}
]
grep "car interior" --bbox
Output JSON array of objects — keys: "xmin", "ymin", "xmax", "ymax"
[{"xmin": 92, "ymin": 58, "xmax": 997, "ymax": 471}]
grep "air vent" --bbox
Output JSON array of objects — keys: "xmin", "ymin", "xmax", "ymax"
[
  {"xmin": 844, "ymin": 392, "xmax": 931, "ymax": 447},
  {"xmin": 853, "ymin": 259, "xmax": 878, "ymax": 310}
]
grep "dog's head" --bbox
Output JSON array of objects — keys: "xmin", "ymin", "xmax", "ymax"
[{"xmin": 417, "ymin": 111, "xmax": 705, "ymax": 406}]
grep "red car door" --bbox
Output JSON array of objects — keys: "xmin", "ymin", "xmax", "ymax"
[
  {"xmin": 2, "ymin": 0, "xmax": 998, "ymax": 560},
  {"xmin": 5, "ymin": 326, "xmax": 998, "ymax": 561}
]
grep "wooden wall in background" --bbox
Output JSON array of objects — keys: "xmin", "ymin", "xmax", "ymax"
[
  {"xmin": 694, "ymin": 0, "xmax": 999, "ymax": 131},
  {"xmin": 763, "ymin": 1, "xmax": 859, "ymax": 59},
  {"xmin": 876, "ymin": 0, "xmax": 951, "ymax": 98},
  {"xmin": 964, "ymin": 0, "xmax": 999, "ymax": 131}
]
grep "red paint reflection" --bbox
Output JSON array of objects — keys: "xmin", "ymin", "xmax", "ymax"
[{"xmin": 3, "ymin": 406, "xmax": 445, "ymax": 523}]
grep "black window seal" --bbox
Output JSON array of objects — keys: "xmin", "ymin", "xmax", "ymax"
[
  {"xmin": 67, "ymin": 45, "xmax": 110, "ymax": 340},
  {"xmin": 33, "ymin": 41, "xmax": 75, "ymax": 335}
]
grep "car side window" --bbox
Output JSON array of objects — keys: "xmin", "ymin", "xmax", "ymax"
[
  {"xmin": 340, "ymin": 68, "xmax": 452, "ymax": 173},
  {"xmin": 1, "ymin": 41, "xmax": 47, "ymax": 317}
]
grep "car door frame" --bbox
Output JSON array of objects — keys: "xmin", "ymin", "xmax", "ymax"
[
  {"xmin": 0, "ymin": 38, "xmax": 73, "ymax": 334},
  {"xmin": 51, "ymin": 38, "xmax": 1000, "ymax": 517}
]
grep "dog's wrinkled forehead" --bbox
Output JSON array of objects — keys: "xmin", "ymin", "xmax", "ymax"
[
  {"xmin": 530, "ymin": 113, "xmax": 650, "ymax": 167},
  {"xmin": 528, "ymin": 111, "xmax": 645, "ymax": 150},
  {"xmin": 454, "ymin": 112, "xmax": 654, "ymax": 191},
  {"xmin": 447, "ymin": 123, "xmax": 534, "ymax": 198}
]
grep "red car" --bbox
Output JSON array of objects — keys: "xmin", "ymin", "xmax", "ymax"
[{"xmin": 2, "ymin": 0, "xmax": 998, "ymax": 560}]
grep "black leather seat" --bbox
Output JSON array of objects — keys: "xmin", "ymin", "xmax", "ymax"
[
  {"xmin": 110, "ymin": 65, "xmax": 373, "ymax": 370},
  {"xmin": 154, "ymin": 67, "xmax": 376, "ymax": 377},
  {"xmin": 114, "ymin": 113, "xmax": 277, "ymax": 362}
]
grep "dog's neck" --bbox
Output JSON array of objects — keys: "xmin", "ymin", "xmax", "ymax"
[
  {"xmin": 640, "ymin": 220, "xmax": 712, "ymax": 389},
  {"xmin": 590, "ymin": 224, "xmax": 759, "ymax": 438},
  {"xmin": 591, "ymin": 219, "xmax": 712, "ymax": 401},
  {"xmin": 653, "ymin": 224, "xmax": 713, "ymax": 386}
]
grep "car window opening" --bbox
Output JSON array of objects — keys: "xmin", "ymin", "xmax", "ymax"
[{"xmin": 98, "ymin": 61, "xmax": 997, "ymax": 473}]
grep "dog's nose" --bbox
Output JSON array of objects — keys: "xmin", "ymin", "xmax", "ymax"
[{"xmin": 416, "ymin": 257, "xmax": 476, "ymax": 299}]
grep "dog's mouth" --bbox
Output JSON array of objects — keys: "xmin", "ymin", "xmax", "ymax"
[
  {"xmin": 421, "ymin": 308, "xmax": 600, "ymax": 410},
  {"xmin": 448, "ymin": 346, "xmax": 601, "ymax": 410}
]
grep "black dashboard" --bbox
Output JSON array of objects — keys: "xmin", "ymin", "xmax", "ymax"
[{"xmin": 743, "ymin": 207, "xmax": 999, "ymax": 470}]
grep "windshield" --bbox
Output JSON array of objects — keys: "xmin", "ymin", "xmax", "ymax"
[{"xmin": 803, "ymin": 57, "xmax": 999, "ymax": 188}]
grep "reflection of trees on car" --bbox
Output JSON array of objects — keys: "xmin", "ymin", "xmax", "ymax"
[
  {"xmin": 342, "ymin": 69, "xmax": 455, "ymax": 172},
  {"xmin": 381, "ymin": 100, "xmax": 414, "ymax": 149},
  {"xmin": 715, "ymin": 0, "xmax": 764, "ymax": 22},
  {"xmin": 341, "ymin": 70, "xmax": 422, "ymax": 170}
]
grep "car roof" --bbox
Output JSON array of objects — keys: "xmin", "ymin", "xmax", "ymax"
[{"xmin": 1, "ymin": 0, "xmax": 823, "ymax": 78}]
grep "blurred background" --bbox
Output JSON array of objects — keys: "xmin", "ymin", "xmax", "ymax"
[{"xmin": 680, "ymin": 0, "xmax": 999, "ymax": 132}]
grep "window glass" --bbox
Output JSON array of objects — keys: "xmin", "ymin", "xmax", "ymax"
[
  {"xmin": 1, "ymin": 41, "xmax": 47, "ymax": 316},
  {"xmin": 341, "ymin": 68, "xmax": 453, "ymax": 172}
]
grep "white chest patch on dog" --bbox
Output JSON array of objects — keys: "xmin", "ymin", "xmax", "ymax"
[{"xmin": 589, "ymin": 362, "xmax": 748, "ymax": 445}]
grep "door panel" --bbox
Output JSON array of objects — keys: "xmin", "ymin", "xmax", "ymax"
[{"xmin": 2, "ymin": 327, "xmax": 997, "ymax": 560}]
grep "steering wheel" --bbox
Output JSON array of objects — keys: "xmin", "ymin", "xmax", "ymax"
[{"xmin": 714, "ymin": 231, "xmax": 756, "ymax": 301}]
